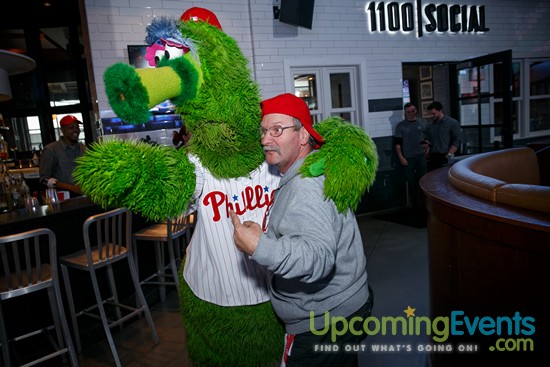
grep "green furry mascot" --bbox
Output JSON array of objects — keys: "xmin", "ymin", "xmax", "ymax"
[{"xmin": 74, "ymin": 7, "xmax": 378, "ymax": 367}]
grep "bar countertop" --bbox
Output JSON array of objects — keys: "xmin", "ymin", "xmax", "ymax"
[
  {"xmin": 0, "ymin": 196, "xmax": 150, "ymax": 257},
  {"xmin": 0, "ymin": 195, "xmax": 100, "ymax": 229},
  {"xmin": 0, "ymin": 196, "xmax": 106, "ymax": 257}
]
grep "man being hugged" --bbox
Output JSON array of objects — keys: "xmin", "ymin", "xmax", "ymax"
[{"xmin": 231, "ymin": 93, "xmax": 373, "ymax": 367}]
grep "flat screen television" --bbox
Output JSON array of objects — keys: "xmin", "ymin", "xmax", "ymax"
[
  {"xmin": 127, "ymin": 44, "xmax": 149, "ymax": 69},
  {"xmin": 279, "ymin": 0, "xmax": 315, "ymax": 29}
]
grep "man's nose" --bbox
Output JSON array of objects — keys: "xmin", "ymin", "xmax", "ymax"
[{"xmin": 261, "ymin": 133, "xmax": 272, "ymax": 145}]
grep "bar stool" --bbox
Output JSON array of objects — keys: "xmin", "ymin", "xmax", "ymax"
[
  {"xmin": 59, "ymin": 208, "xmax": 159, "ymax": 367},
  {"xmin": 0, "ymin": 228, "xmax": 78, "ymax": 367},
  {"xmin": 132, "ymin": 212, "xmax": 193, "ymax": 302},
  {"xmin": 175, "ymin": 212, "xmax": 195, "ymax": 262}
]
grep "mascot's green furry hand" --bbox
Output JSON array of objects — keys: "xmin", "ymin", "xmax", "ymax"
[
  {"xmin": 301, "ymin": 117, "xmax": 379, "ymax": 213},
  {"xmin": 73, "ymin": 139, "xmax": 196, "ymax": 221}
]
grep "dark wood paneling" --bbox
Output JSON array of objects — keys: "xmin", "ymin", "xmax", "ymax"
[{"xmin": 421, "ymin": 167, "xmax": 550, "ymax": 366}]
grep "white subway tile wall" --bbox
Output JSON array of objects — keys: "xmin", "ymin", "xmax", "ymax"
[{"xmin": 84, "ymin": 0, "xmax": 550, "ymax": 139}]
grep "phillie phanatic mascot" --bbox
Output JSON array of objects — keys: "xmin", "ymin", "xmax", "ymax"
[{"xmin": 74, "ymin": 7, "xmax": 378, "ymax": 367}]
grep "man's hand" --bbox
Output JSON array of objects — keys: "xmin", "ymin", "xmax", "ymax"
[
  {"xmin": 421, "ymin": 141, "xmax": 431, "ymax": 158},
  {"xmin": 55, "ymin": 181, "xmax": 83, "ymax": 195},
  {"xmin": 230, "ymin": 210, "xmax": 262, "ymax": 256}
]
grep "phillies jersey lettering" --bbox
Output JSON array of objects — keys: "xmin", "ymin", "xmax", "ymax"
[
  {"xmin": 203, "ymin": 185, "xmax": 274, "ymax": 221},
  {"xmin": 184, "ymin": 155, "xmax": 281, "ymax": 306}
]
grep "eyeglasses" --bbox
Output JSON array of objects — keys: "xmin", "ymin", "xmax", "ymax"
[{"xmin": 259, "ymin": 125, "xmax": 295, "ymax": 138}]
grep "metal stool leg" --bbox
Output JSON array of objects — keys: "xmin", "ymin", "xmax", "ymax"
[
  {"xmin": 89, "ymin": 265, "xmax": 123, "ymax": 367},
  {"xmin": 167, "ymin": 237, "xmax": 180, "ymax": 288},
  {"xmin": 61, "ymin": 263, "xmax": 82, "ymax": 353},
  {"xmin": 154, "ymin": 241, "xmax": 167, "ymax": 302},
  {"xmin": 106, "ymin": 263, "xmax": 123, "ymax": 330},
  {"xmin": 0, "ymin": 302, "xmax": 10, "ymax": 367},
  {"xmin": 127, "ymin": 251, "xmax": 160, "ymax": 345}
]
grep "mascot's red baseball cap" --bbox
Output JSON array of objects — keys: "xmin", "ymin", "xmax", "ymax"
[
  {"xmin": 180, "ymin": 7, "xmax": 223, "ymax": 30},
  {"xmin": 59, "ymin": 115, "xmax": 82, "ymax": 127},
  {"xmin": 260, "ymin": 93, "xmax": 325, "ymax": 148}
]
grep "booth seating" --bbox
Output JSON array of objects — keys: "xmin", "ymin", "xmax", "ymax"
[
  {"xmin": 420, "ymin": 146, "xmax": 550, "ymax": 367},
  {"xmin": 447, "ymin": 147, "xmax": 550, "ymax": 213}
]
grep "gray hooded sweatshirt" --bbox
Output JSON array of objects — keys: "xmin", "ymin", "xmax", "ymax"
[{"xmin": 252, "ymin": 155, "xmax": 370, "ymax": 334}]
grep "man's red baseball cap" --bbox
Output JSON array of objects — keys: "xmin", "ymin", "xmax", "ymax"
[
  {"xmin": 59, "ymin": 115, "xmax": 82, "ymax": 127},
  {"xmin": 260, "ymin": 93, "xmax": 325, "ymax": 148}
]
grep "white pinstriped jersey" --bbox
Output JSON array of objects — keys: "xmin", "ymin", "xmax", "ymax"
[{"xmin": 183, "ymin": 154, "xmax": 281, "ymax": 306}]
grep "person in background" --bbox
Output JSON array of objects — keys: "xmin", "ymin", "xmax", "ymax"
[
  {"xmin": 39, "ymin": 115, "xmax": 86, "ymax": 196},
  {"xmin": 422, "ymin": 101, "xmax": 462, "ymax": 171},
  {"xmin": 394, "ymin": 102, "xmax": 428, "ymax": 206},
  {"xmin": 230, "ymin": 93, "xmax": 373, "ymax": 367}
]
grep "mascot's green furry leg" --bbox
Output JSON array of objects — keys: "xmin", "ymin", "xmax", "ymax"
[{"xmin": 179, "ymin": 277, "xmax": 284, "ymax": 367}]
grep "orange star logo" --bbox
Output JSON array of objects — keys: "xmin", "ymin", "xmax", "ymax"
[{"xmin": 404, "ymin": 306, "xmax": 416, "ymax": 317}]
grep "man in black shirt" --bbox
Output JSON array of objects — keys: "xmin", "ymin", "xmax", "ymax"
[
  {"xmin": 422, "ymin": 101, "xmax": 462, "ymax": 172},
  {"xmin": 394, "ymin": 103, "xmax": 428, "ymax": 205},
  {"xmin": 39, "ymin": 115, "xmax": 86, "ymax": 197}
]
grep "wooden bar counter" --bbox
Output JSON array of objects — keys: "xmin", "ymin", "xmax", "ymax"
[
  {"xmin": 1, "ymin": 196, "xmax": 104, "ymax": 253},
  {"xmin": 420, "ymin": 166, "xmax": 550, "ymax": 366}
]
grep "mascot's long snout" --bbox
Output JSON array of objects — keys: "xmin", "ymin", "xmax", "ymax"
[{"xmin": 104, "ymin": 58, "xmax": 199, "ymax": 124}]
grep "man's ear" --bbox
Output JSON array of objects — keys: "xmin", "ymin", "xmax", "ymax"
[{"xmin": 300, "ymin": 127, "xmax": 310, "ymax": 146}]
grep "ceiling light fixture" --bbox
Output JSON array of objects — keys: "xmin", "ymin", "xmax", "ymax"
[{"xmin": 0, "ymin": 50, "xmax": 36, "ymax": 102}]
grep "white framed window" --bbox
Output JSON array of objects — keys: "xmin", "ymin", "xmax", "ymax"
[
  {"xmin": 527, "ymin": 59, "xmax": 550, "ymax": 137},
  {"xmin": 290, "ymin": 66, "xmax": 360, "ymax": 126},
  {"xmin": 494, "ymin": 60, "xmax": 522, "ymax": 140},
  {"xmin": 27, "ymin": 116, "xmax": 42, "ymax": 150},
  {"xmin": 496, "ymin": 58, "xmax": 550, "ymax": 140}
]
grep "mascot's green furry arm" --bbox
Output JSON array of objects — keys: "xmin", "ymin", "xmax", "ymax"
[{"xmin": 301, "ymin": 116, "xmax": 378, "ymax": 213}]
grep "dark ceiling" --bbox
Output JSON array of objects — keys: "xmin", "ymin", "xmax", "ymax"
[
  {"xmin": 0, "ymin": 0, "xmax": 81, "ymax": 29},
  {"xmin": 0, "ymin": 0, "xmax": 86, "ymax": 106}
]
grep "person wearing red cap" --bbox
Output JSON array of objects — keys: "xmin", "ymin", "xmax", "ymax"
[
  {"xmin": 231, "ymin": 93, "xmax": 373, "ymax": 367},
  {"xmin": 39, "ymin": 115, "xmax": 86, "ymax": 197}
]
